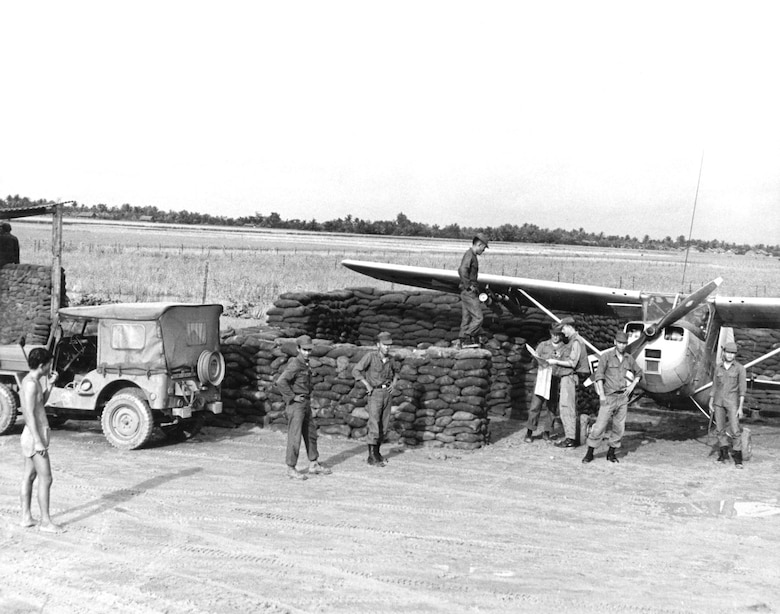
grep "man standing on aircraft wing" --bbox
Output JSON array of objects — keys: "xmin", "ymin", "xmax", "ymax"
[
  {"xmin": 547, "ymin": 317, "xmax": 589, "ymax": 447},
  {"xmin": 582, "ymin": 331, "xmax": 642, "ymax": 463},
  {"xmin": 457, "ymin": 233, "xmax": 488, "ymax": 348},
  {"xmin": 709, "ymin": 341, "xmax": 746, "ymax": 469},
  {"xmin": 524, "ymin": 323, "xmax": 564, "ymax": 442}
]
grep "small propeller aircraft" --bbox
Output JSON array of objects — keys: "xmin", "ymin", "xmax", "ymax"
[{"xmin": 341, "ymin": 258, "xmax": 780, "ymax": 413}]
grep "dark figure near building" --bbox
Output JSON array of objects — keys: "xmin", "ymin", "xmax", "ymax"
[
  {"xmin": 458, "ymin": 233, "xmax": 488, "ymax": 347},
  {"xmin": 0, "ymin": 221, "xmax": 20, "ymax": 268}
]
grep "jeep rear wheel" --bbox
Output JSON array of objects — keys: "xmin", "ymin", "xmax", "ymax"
[
  {"xmin": 101, "ymin": 389, "xmax": 155, "ymax": 450},
  {"xmin": 0, "ymin": 384, "xmax": 18, "ymax": 435}
]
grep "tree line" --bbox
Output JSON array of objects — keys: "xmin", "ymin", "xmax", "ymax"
[{"xmin": 2, "ymin": 194, "xmax": 777, "ymax": 255}]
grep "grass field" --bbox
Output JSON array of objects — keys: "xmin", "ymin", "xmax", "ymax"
[{"xmin": 11, "ymin": 218, "xmax": 780, "ymax": 325}]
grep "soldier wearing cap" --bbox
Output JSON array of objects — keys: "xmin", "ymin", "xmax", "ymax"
[
  {"xmin": 582, "ymin": 330, "xmax": 642, "ymax": 463},
  {"xmin": 709, "ymin": 340, "xmax": 746, "ymax": 468},
  {"xmin": 457, "ymin": 233, "xmax": 489, "ymax": 347},
  {"xmin": 524, "ymin": 323, "xmax": 564, "ymax": 442},
  {"xmin": 547, "ymin": 316, "xmax": 590, "ymax": 447},
  {"xmin": 0, "ymin": 220, "xmax": 20, "ymax": 268},
  {"xmin": 352, "ymin": 331, "xmax": 399, "ymax": 466},
  {"xmin": 277, "ymin": 335, "xmax": 332, "ymax": 479}
]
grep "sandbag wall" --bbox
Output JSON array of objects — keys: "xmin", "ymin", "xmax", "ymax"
[
  {"xmin": 265, "ymin": 287, "xmax": 620, "ymax": 416},
  {"xmin": 0, "ymin": 264, "xmax": 65, "ymax": 345},
  {"xmin": 734, "ymin": 328, "xmax": 780, "ymax": 415},
  {"xmin": 219, "ymin": 327, "xmax": 491, "ymax": 448}
]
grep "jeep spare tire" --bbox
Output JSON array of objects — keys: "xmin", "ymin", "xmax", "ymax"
[
  {"xmin": 101, "ymin": 389, "xmax": 155, "ymax": 450},
  {"xmin": 197, "ymin": 350, "xmax": 225, "ymax": 386}
]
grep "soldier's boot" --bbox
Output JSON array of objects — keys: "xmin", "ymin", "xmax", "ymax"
[
  {"xmin": 374, "ymin": 445, "xmax": 387, "ymax": 467},
  {"xmin": 524, "ymin": 429, "xmax": 534, "ymax": 443},
  {"xmin": 717, "ymin": 446, "xmax": 730, "ymax": 462},
  {"xmin": 606, "ymin": 447, "xmax": 619, "ymax": 463},
  {"xmin": 367, "ymin": 445, "xmax": 377, "ymax": 466},
  {"xmin": 581, "ymin": 446, "xmax": 595, "ymax": 464},
  {"xmin": 287, "ymin": 467, "xmax": 308, "ymax": 480},
  {"xmin": 733, "ymin": 450, "xmax": 743, "ymax": 469}
]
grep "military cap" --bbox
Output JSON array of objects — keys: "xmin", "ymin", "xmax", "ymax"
[
  {"xmin": 559, "ymin": 316, "xmax": 576, "ymax": 327},
  {"xmin": 377, "ymin": 331, "xmax": 393, "ymax": 345},
  {"xmin": 550, "ymin": 323, "xmax": 564, "ymax": 334},
  {"xmin": 473, "ymin": 233, "xmax": 489, "ymax": 247},
  {"xmin": 614, "ymin": 331, "xmax": 628, "ymax": 343},
  {"xmin": 297, "ymin": 334, "xmax": 314, "ymax": 349},
  {"xmin": 722, "ymin": 341, "xmax": 738, "ymax": 353}
]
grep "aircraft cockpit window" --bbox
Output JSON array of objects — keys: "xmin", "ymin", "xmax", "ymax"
[
  {"xmin": 664, "ymin": 326, "xmax": 685, "ymax": 341},
  {"xmin": 624, "ymin": 323, "xmax": 644, "ymax": 344}
]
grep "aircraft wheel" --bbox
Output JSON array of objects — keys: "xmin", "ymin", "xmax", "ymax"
[
  {"xmin": 101, "ymin": 389, "xmax": 155, "ymax": 450},
  {"xmin": 0, "ymin": 383, "xmax": 18, "ymax": 435}
]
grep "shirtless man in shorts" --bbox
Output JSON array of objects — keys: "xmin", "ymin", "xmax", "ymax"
[{"xmin": 20, "ymin": 347, "xmax": 62, "ymax": 533}]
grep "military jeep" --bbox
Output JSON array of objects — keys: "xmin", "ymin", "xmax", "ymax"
[{"xmin": 0, "ymin": 302, "xmax": 225, "ymax": 450}]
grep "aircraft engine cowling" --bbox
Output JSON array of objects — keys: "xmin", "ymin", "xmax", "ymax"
[{"xmin": 629, "ymin": 323, "xmax": 701, "ymax": 396}]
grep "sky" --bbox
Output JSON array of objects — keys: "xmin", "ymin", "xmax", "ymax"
[{"xmin": 1, "ymin": 1, "xmax": 779, "ymax": 245}]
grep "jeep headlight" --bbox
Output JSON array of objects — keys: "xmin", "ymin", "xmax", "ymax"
[{"xmin": 197, "ymin": 350, "xmax": 225, "ymax": 386}]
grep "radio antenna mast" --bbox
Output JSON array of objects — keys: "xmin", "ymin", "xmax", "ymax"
[{"xmin": 681, "ymin": 150, "xmax": 704, "ymax": 293}]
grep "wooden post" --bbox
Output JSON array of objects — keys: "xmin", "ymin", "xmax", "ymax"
[
  {"xmin": 50, "ymin": 203, "xmax": 64, "ymax": 322},
  {"xmin": 201, "ymin": 261, "xmax": 209, "ymax": 303}
]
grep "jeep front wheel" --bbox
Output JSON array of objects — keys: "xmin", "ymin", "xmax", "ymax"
[
  {"xmin": 101, "ymin": 390, "xmax": 155, "ymax": 450},
  {"xmin": 0, "ymin": 383, "xmax": 18, "ymax": 435}
]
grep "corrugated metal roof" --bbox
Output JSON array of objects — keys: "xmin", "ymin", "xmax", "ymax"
[{"xmin": 0, "ymin": 202, "xmax": 56, "ymax": 218}]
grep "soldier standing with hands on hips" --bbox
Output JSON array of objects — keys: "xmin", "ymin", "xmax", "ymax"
[
  {"xmin": 710, "ymin": 340, "xmax": 746, "ymax": 468},
  {"xmin": 277, "ymin": 335, "xmax": 332, "ymax": 480},
  {"xmin": 582, "ymin": 331, "xmax": 642, "ymax": 464},
  {"xmin": 353, "ymin": 331, "xmax": 399, "ymax": 467}
]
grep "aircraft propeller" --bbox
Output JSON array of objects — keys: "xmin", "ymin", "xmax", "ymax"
[{"xmin": 627, "ymin": 277, "xmax": 723, "ymax": 357}]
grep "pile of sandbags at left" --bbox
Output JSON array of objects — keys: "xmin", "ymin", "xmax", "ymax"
[
  {"xmin": 217, "ymin": 327, "xmax": 492, "ymax": 449},
  {"xmin": 0, "ymin": 264, "xmax": 65, "ymax": 345}
]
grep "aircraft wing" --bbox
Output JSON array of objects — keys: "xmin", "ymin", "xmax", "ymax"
[
  {"xmin": 712, "ymin": 297, "xmax": 780, "ymax": 329},
  {"xmin": 341, "ymin": 259, "xmax": 643, "ymax": 317}
]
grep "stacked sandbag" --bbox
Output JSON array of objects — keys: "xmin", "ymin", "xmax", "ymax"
[
  {"xmin": 392, "ymin": 347, "xmax": 490, "ymax": 450},
  {"xmin": 734, "ymin": 328, "xmax": 780, "ymax": 415},
  {"xmin": 482, "ymin": 335, "xmax": 533, "ymax": 418},
  {"xmin": 0, "ymin": 264, "xmax": 65, "ymax": 345},
  {"xmin": 218, "ymin": 327, "xmax": 491, "ymax": 449},
  {"xmin": 265, "ymin": 288, "xmax": 624, "ymax": 418}
]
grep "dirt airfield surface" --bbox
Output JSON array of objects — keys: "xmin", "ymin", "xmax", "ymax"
[{"xmin": 2, "ymin": 409, "xmax": 780, "ymax": 614}]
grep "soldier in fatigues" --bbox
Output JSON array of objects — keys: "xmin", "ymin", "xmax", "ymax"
[
  {"xmin": 709, "ymin": 341, "xmax": 746, "ymax": 469},
  {"xmin": 524, "ymin": 323, "xmax": 564, "ymax": 442},
  {"xmin": 277, "ymin": 335, "xmax": 332, "ymax": 480},
  {"xmin": 548, "ymin": 317, "xmax": 589, "ymax": 447},
  {"xmin": 353, "ymin": 331, "xmax": 399, "ymax": 467},
  {"xmin": 457, "ymin": 233, "xmax": 489, "ymax": 348},
  {"xmin": 582, "ymin": 331, "xmax": 642, "ymax": 464}
]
